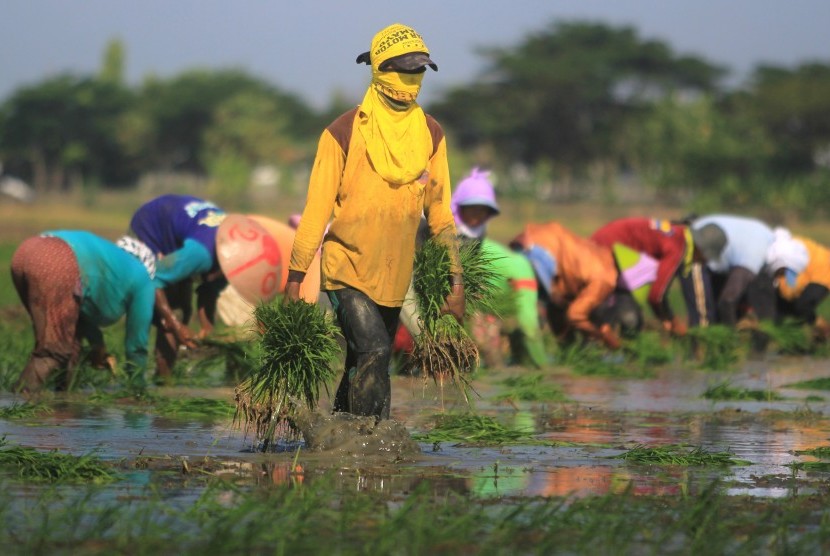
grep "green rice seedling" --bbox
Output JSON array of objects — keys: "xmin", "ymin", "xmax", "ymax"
[
  {"xmin": 757, "ymin": 320, "xmax": 813, "ymax": 355},
  {"xmin": 785, "ymin": 461, "xmax": 830, "ymax": 472},
  {"xmin": 611, "ymin": 444, "xmax": 750, "ymax": 466},
  {"xmin": 624, "ymin": 331, "xmax": 677, "ymax": 367},
  {"xmin": 234, "ymin": 300, "xmax": 341, "ymax": 446},
  {"xmin": 410, "ymin": 237, "xmax": 500, "ymax": 396},
  {"xmin": 557, "ymin": 342, "xmax": 653, "ymax": 378},
  {"xmin": 794, "ymin": 446, "xmax": 830, "ymax": 458},
  {"xmin": 0, "ymin": 436, "xmax": 116, "ymax": 483},
  {"xmin": 411, "ymin": 412, "xmax": 553, "ymax": 446},
  {"xmin": 784, "ymin": 377, "xmax": 830, "ymax": 390},
  {"xmin": 494, "ymin": 374, "xmax": 570, "ymax": 403},
  {"xmin": 686, "ymin": 325, "xmax": 742, "ymax": 371},
  {"xmin": 0, "ymin": 401, "xmax": 52, "ymax": 419},
  {"xmin": 702, "ymin": 381, "xmax": 784, "ymax": 401}
]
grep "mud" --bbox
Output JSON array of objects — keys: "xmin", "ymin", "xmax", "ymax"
[
  {"xmin": 0, "ymin": 354, "xmax": 829, "ymax": 500},
  {"xmin": 291, "ymin": 406, "xmax": 421, "ymax": 457}
]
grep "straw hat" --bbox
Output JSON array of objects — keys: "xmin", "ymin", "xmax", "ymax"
[{"xmin": 215, "ymin": 214, "xmax": 281, "ymax": 304}]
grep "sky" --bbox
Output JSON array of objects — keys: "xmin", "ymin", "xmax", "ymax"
[{"xmin": 2, "ymin": 0, "xmax": 829, "ymax": 109}]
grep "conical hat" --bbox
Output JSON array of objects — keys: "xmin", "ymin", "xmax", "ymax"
[
  {"xmin": 216, "ymin": 214, "xmax": 281, "ymax": 304},
  {"xmin": 248, "ymin": 214, "xmax": 322, "ymax": 303}
]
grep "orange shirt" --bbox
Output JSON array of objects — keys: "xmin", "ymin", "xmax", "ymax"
[
  {"xmin": 777, "ymin": 236, "xmax": 830, "ymax": 300},
  {"xmin": 512, "ymin": 222, "xmax": 618, "ymax": 335}
]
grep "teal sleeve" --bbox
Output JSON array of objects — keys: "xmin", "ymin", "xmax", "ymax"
[
  {"xmin": 153, "ymin": 238, "xmax": 213, "ymax": 288},
  {"xmin": 122, "ymin": 283, "xmax": 156, "ymax": 375}
]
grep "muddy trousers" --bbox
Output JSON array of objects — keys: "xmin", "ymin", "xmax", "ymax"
[{"xmin": 328, "ymin": 288, "xmax": 401, "ymax": 420}]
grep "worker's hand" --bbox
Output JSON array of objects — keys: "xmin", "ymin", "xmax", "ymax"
[
  {"xmin": 89, "ymin": 345, "xmax": 116, "ymax": 373},
  {"xmin": 735, "ymin": 318, "xmax": 758, "ymax": 332},
  {"xmin": 814, "ymin": 317, "xmax": 830, "ymax": 342},
  {"xmin": 197, "ymin": 327, "xmax": 212, "ymax": 340},
  {"xmin": 284, "ymin": 281, "xmax": 301, "ymax": 303},
  {"xmin": 165, "ymin": 317, "xmax": 198, "ymax": 349},
  {"xmin": 598, "ymin": 323, "xmax": 622, "ymax": 350},
  {"xmin": 441, "ymin": 283, "xmax": 466, "ymax": 324},
  {"xmin": 663, "ymin": 316, "xmax": 688, "ymax": 337}
]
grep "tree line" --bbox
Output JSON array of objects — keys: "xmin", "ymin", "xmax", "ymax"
[{"xmin": 1, "ymin": 21, "xmax": 829, "ymax": 216}]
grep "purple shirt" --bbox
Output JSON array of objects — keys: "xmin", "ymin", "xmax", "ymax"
[{"xmin": 130, "ymin": 194, "xmax": 225, "ymax": 267}]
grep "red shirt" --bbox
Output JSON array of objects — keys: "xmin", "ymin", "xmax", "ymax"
[{"xmin": 591, "ymin": 218, "xmax": 689, "ymax": 310}]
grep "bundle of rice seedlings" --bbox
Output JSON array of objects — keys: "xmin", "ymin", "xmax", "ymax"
[
  {"xmin": 757, "ymin": 320, "xmax": 813, "ymax": 355},
  {"xmin": 410, "ymin": 237, "xmax": 500, "ymax": 395},
  {"xmin": 611, "ymin": 444, "xmax": 750, "ymax": 466},
  {"xmin": 0, "ymin": 437, "xmax": 116, "ymax": 483},
  {"xmin": 702, "ymin": 380, "xmax": 784, "ymax": 401},
  {"xmin": 686, "ymin": 325, "xmax": 742, "ymax": 371},
  {"xmin": 233, "ymin": 300, "xmax": 341, "ymax": 448}
]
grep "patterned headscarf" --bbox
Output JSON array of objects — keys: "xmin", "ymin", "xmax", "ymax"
[{"xmin": 116, "ymin": 235, "xmax": 157, "ymax": 279}]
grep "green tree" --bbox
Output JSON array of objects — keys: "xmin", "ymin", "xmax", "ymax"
[
  {"xmin": 743, "ymin": 62, "xmax": 830, "ymax": 173},
  {"xmin": 99, "ymin": 38, "xmax": 126, "ymax": 86},
  {"xmin": 431, "ymin": 21, "xmax": 725, "ymax": 173},
  {"xmin": 126, "ymin": 69, "xmax": 316, "ymax": 173},
  {"xmin": 626, "ymin": 93, "xmax": 773, "ymax": 206},
  {"xmin": 201, "ymin": 90, "xmax": 308, "ymax": 204},
  {"xmin": 0, "ymin": 75, "xmax": 132, "ymax": 192}
]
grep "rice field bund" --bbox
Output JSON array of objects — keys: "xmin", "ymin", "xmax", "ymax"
[{"xmin": 2, "ymin": 201, "xmax": 830, "ymax": 554}]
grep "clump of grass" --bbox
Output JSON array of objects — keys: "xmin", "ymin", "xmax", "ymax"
[
  {"xmin": 0, "ymin": 436, "xmax": 116, "ymax": 483},
  {"xmin": 611, "ymin": 444, "xmax": 750, "ymax": 466},
  {"xmin": 410, "ymin": 238, "xmax": 500, "ymax": 396},
  {"xmin": 0, "ymin": 401, "xmax": 52, "ymax": 419},
  {"xmin": 794, "ymin": 446, "xmax": 830, "ymax": 458},
  {"xmin": 412, "ymin": 413, "xmax": 552, "ymax": 446},
  {"xmin": 234, "ymin": 300, "xmax": 341, "ymax": 447},
  {"xmin": 703, "ymin": 381, "xmax": 784, "ymax": 401},
  {"xmin": 785, "ymin": 461, "xmax": 830, "ymax": 472},
  {"xmin": 494, "ymin": 374, "xmax": 569, "ymax": 403},
  {"xmin": 624, "ymin": 331, "xmax": 677, "ymax": 367},
  {"xmin": 686, "ymin": 325, "xmax": 742, "ymax": 371},
  {"xmin": 757, "ymin": 320, "xmax": 813, "ymax": 355},
  {"xmin": 784, "ymin": 377, "xmax": 830, "ymax": 390},
  {"xmin": 557, "ymin": 343, "xmax": 653, "ymax": 378}
]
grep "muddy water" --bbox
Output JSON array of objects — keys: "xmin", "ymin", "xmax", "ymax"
[{"xmin": 1, "ymin": 355, "xmax": 829, "ymax": 500}]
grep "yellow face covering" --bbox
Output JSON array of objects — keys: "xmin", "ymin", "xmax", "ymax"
[{"xmin": 358, "ymin": 24, "xmax": 433, "ymax": 185}]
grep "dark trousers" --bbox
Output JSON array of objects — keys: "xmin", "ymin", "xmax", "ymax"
[
  {"xmin": 680, "ymin": 263, "xmax": 776, "ymax": 326},
  {"xmin": 777, "ymin": 283, "xmax": 829, "ymax": 324},
  {"xmin": 328, "ymin": 288, "xmax": 401, "ymax": 420}
]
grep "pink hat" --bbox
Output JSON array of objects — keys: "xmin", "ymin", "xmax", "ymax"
[{"xmin": 451, "ymin": 167, "xmax": 500, "ymax": 222}]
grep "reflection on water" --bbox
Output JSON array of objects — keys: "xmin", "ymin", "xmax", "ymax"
[{"xmin": 0, "ymin": 354, "xmax": 829, "ymax": 500}]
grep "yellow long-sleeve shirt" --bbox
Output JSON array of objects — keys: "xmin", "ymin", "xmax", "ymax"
[
  {"xmin": 289, "ymin": 107, "xmax": 457, "ymax": 307},
  {"xmin": 777, "ymin": 236, "xmax": 830, "ymax": 301}
]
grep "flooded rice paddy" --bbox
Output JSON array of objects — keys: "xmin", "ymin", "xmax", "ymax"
[{"xmin": 2, "ymin": 354, "xmax": 830, "ymax": 553}]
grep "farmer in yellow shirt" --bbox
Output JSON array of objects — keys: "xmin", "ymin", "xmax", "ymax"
[
  {"xmin": 766, "ymin": 228, "xmax": 830, "ymax": 339},
  {"xmin": 285, "ymin": 23, "xmax": 462, "ymax": 420}
]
